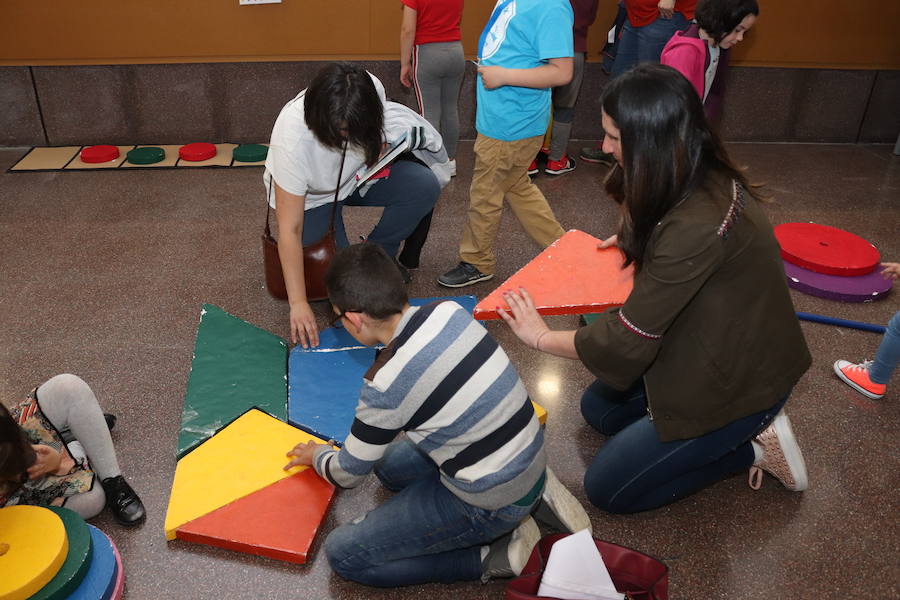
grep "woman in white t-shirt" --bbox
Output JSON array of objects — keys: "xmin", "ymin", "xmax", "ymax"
[{"xmin": 265, "ymin": 62, "xmax": 450, "ymax": 349}]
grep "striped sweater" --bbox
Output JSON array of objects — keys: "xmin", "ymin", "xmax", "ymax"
[{"xmin": 312, "ymin": 301, "xmax": 546, "ymax": 510}]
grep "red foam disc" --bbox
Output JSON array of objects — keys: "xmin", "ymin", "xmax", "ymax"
[
  {"xmin": 80, "ymin": 145, "xmax": 120, "ymax": 163},
  {"xmin": 179, "ymin": 142, "xmax": 217, "ymax": 162},
  {"xmin": 774, "ymin": 222, "xmax": 880, "ymax": 277}
]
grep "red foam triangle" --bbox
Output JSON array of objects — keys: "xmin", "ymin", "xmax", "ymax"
[
  {"xmin": 175, "ymin": 469, "xmax": 335, "ymax": 564},
  {"xmin": 474, "ymin": 229, "xmax": 634, "ymax": 320}
]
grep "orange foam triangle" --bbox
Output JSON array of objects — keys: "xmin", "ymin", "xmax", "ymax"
[
  {"xmin": 175, "ymin": 469, "xmax": 335, "ymax": 564},
  {"xmin": 474, "ymin": 229, "xmax": 634, "ymax": 320}
]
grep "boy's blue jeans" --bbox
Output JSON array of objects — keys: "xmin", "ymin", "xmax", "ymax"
[
  {"xmin": 870, "ymin": 311, "xmax": 900, "ymax": 384},
  {"xmin": 323, "ymin": 439, "xmax": 537, "ymax": 587},
  {"xmin": 580, "ymin": 379, "xmax": 788, "ymax": 513},
  {"xmin": 610, "ymin": 13, "xmax": 688, "ymax": 78}
]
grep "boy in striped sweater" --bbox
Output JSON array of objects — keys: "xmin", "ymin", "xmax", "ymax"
[{"xmin": 284, "ymin": 243, "xmax": 589, "ymax": 587}]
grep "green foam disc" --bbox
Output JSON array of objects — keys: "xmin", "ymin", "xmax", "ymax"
[
  {"xmin": 126, "ymin": 146, "xmax": 166, "ymax": 165},
  {"xmin": 31, "ymin": 506, "xmax": 94, "ymax": 600},
  {"xmin": 233, "ymin": 144, "xmax": 268, "ymax": 163}
]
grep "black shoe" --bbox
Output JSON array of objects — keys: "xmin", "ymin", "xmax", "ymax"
[
  {"xmin": 437, "ymin": 262, "xmax": 493, "ymax": 288},
  {"xmin": 393, "ymin": 259, "xmax": 412, "ymax": 284},
  {"xmin": 101, "ymin": 475, "xmax": 146, "ymax": 526}
]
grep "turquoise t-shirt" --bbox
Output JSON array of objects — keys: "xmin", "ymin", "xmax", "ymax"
[{"xmin": 476, "ymin": 0, "xmax": 574, "ymax": 141}]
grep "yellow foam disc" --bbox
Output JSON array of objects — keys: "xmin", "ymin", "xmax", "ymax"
[{"xmin": 0, "ymin": 505, "xmax": 69, "ymax": 600}]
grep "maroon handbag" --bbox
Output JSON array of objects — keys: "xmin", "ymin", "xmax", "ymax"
[
  {"xmin": 262, "ymin": 206, "xmax": 335, "ymax": 302},
  {"xmin": 262, "ymin": 145, "xmax": 346, "ymax": 302},
  {"xmin": 506, "ymin": 534, "xmax": 669, "ymax": 600}
]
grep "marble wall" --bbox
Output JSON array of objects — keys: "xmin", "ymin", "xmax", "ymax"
[{"xmin": 2, "ymin": 62, "xmax": 897, "ymax": 147}]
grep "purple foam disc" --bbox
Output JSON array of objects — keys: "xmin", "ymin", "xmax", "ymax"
[{"xmin": 784, "ymin": 261, "xmax": 893, "ymax": 302}]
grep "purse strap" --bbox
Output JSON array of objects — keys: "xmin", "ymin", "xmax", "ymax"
[{"xmin": 264, "ymin": 141, "xmax": 348, "ymax": 239}]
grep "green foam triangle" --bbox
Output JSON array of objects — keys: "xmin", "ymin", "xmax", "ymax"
[{"xmin": 177, "ymin": 304, "xmax": 287, "ymax": 458}]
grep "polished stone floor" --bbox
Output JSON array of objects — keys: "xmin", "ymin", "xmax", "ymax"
[{"xmin": 1, "ymin": 142, "xmax": 897, "ymax": 599}]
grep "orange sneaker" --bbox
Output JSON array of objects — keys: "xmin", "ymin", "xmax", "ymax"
[
  {"xmin": 833, "ymin": 360, "xmax": 885, "ymax": 399},
  {"xmin": 748, "ymin": 410, "xmax": 808, "ymax": 492}
]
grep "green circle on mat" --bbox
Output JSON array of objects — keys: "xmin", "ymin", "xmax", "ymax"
[
  {"xmin": 32, "ymin": 506, "xmax": 93, "ymax": 600},
  {"xmin": 233, "ymin": 144, "xmax": 268, "ymax": 163},
  {"xmin": 127, "ymin": 146, "xmax": 166, "ymax": 165}
]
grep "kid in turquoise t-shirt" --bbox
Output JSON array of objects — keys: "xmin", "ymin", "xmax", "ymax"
[
  {"xmin": 438, "ymin": 0, "xmax": 574, "ymax": 289},
  {"xmin": 476, "ymin": 0, "xmax": 575, "ymax": 141}
]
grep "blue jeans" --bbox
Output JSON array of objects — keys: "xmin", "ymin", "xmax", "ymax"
[
  {"xmin": 580, "ymin": 379, "xmax": 788, "ymax": 513},
  {"xmin": 610, "ymin": 12, "xmax": 688, "ymax": 78},
  {"xmin": 870, "ymin": 311, "xmax": 900, "ymax": 384},
  {"xmin": 323, "ymin": 439, "xmax": 537, "ymax": 587},
  {"xmin": 302, "ymin": 159, "xmax": 439, "ymax": 259}
]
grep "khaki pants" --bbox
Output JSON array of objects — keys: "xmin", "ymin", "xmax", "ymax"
[{"xmin": 459, "ymin": 134, "xmax": 566, "ymax": 274}]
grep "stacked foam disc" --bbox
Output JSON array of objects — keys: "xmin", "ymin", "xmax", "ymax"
[
  {"xmin": 0, "ymin": 506, "xmax": 124, "ymax": 600},
  {"xmin": 775, "ymin": 223, "xmax": 892, "ymax": 302}
]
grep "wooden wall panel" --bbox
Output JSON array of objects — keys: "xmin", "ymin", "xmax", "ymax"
[{"xmin": 1, "ymin": 0, "xmax": 898, "ymax": 69}]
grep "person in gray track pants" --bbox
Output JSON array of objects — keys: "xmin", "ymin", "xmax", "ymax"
[{"xmin": 400, "ymin": 0, "xmax": 465, "ymax": 175}]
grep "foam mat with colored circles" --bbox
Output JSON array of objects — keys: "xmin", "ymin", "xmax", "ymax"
[{"xmin": 8, "ymin": 142, "xmax": 269, "ymax": 172}]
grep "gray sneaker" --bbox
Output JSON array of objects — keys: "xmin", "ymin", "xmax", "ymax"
[
  {"xmin": 480, "ymin": 516, "xmax": 541, "ymax": 582},
  {"xmin": 579, "ymin": 146, "xmax": 615, "ymax": 166},
  {"xmin": 532, "ymin": 468, "xmax": 592, "ymax": 534},
  {"xmin": 437, "ymin": 262, "xmax": 493, "ymax": 288}
]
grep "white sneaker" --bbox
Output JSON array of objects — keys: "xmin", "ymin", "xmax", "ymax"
[
  {"xmin": 480, "ymin": 517, "xmax": 540, "ymax": 582},
  {"xmin": 532, "ymin": 468, "xmax": 592, "ymax": 534},
  {"xmin": 449, "ymin": 159, "xmax": 457, "ymax": 177},
  {"xmin": 748, "ymin": 410, "xmax": 808, "ymax": 492}
]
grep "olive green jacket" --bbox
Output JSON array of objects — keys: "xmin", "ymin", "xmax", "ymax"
[{"xmin": 574, "ymin": 172, "xmax": 811, "ymax": 442}]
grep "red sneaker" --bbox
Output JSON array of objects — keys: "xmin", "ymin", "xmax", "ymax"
[
  {"xmin": 545, "ymin": 155, "xmax": 576, "ymax": 176},
  {"xmin": 527, "ymin": 159, "xmax": 539, "ymax": 176}
]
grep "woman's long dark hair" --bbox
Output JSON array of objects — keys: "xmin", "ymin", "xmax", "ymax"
[
  {"xmin": 695, "ymin": 0, "xmax": 759, "ymax": 43},
  {"xmin": 304, "ymin": 62, "xmax": 384, "ymax": 167},
  {"xmin": 0, "ymin": 403, "xmax": 36, "ymax": 496},
  {"xmin": 603, "ymin": 63, "xmax": 754, "ymax": 271}
]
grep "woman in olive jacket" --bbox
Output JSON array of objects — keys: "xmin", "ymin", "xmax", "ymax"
[{"xmin": 499, "ymin": 63, "xmax": 811, "ymax": 513}]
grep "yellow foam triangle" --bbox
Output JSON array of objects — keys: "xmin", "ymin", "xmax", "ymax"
[
  {"xmin": 164, "ymin": 408, "xmax": 327, "ymax": 540},
  {"xmin": 532, "ymin": 401, "xmax": 547, "ymax": 426}
]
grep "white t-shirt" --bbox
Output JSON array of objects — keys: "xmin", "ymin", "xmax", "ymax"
[
  {"xmin": 264, "ymin": 73, "xmax": 450, "ymax": 210},
  {"xmin": 703, "ymin": 45, "xmax": 720, "ymax": 103}
]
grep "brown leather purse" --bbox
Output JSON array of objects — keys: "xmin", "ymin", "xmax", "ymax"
[{"xmin": 262, "ymin": 145, "xmax": 346, "ymax": 302}]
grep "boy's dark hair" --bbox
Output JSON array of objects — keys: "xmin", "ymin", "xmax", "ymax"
[
  {"xmin": 695, "ymin": 0, "xmax": 759, "ymax": 43},
  {"xmin": 602, "ymin": 63, "xmax": 755, "ymax": 271},
  {"xmin": 304, "ymin": 62, "xmax": 384, "ymax": 167},
  {"xmin": 325, "ymin": 244, "xmax": 408, "ymax": 320},
  {"xmin": 0, "ymin": 402, "xmax": 37, "ymax": 496}
]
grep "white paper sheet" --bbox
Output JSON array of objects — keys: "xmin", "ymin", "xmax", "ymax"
[{"xmin": 536, "ymin": 529, "xmax": 624, "ymax": 600}]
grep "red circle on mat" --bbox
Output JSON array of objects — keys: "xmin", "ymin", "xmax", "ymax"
[
  {"xmin": 179, "ymin": 142, "xmax": 217, "ymax": 162},
  {"xmin": 80, "ymin": 145, "xmax": 120, "ymax": 163},
  {"xmin": 775, "ymin": 222, "xmax": 880, "ymax": 276}
]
